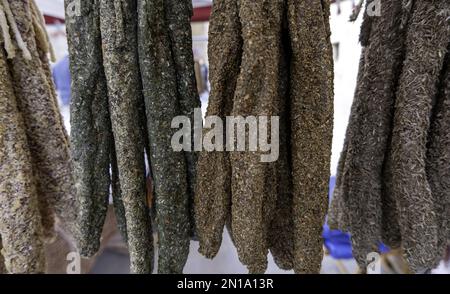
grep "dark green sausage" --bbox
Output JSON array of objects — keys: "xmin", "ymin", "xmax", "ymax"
[
  {"xmin": 138, "ymin": 0, "xmax": 190, "ymax": 274},
  {"xmin": 111, "ymin": 142, "xmax": 128, "ymax": 244},
  {"xmin": 100, "ymin": 0, "xmax": 153, "ymax": 274},
  {"xmin": 65, "ymin": 0, "xmax": 111, "ymax": 257},
  {"xmin": 164, "ymin": 0, "xmax": 202, "ymax": 238}
]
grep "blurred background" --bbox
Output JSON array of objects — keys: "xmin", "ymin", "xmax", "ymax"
[{"xmin": 36, "ymin": 0, "xmax": 450, "ymax": 274}]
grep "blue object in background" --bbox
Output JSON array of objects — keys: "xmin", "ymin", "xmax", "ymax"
[
  {"xmin": 378, "ymin": 242, "xmax": 391, "ymax": 254},
  {"xmin": 323, "ymin": 176, "xmax": 353, "ymax": 259},
  {"xmin": 52, "ymin": 55, "xmax": 71, "ymax": 106},
  {"xmin": 323, "ymin": 224, "xmax": 353, "ymax": 259},
  {"xmin": 323, "ymin": 176, "xmax": 390, "ymax": 259}
]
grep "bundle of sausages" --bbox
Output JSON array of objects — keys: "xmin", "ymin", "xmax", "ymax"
[
  {"xmin": 195, "ymin": 0, "xmax": 334, "ymax": 274},
  {"xmin": 65, "ymin": 0, "xmax": 200, "ymax": 274},
  {"xmin": 329, "ymin": 0, "xmax": 450, "ymax": 273},
  {"xmin": 0, "ymin": 0, "xmax": 75, "ymax": 273}
]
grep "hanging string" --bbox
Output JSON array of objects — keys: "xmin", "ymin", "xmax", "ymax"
[
  {"xmin": 0, "ymin": 0, "xmax": 31, "ymax": 60},
  {"xmin": 0, "ymin": 1, "xmax": 15, "ymax": 58}
]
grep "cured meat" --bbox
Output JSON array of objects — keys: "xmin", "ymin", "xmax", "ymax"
[
  {"xmin": 100, "ymin": 0, "xmax": 153, "ymax": 274},
  {"xmin": 0, "ymin": 43, "xmax": 45, "ymax": 274},
  {"xmin": 138, "ymin": 0, "xmax": 190, "ymax": 273},
  {"xmin": 65, "ymin": 0, "xmax": 111, "ymax": 257},
  {"xmin": 195, "ymin": 0, "xmax": 241, "ymax": 259}
]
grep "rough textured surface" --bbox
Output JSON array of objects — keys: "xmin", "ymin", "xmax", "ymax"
[
  {"xmin": 138, "ymin": 0, "xmax": 190, "ymax": 273},
  {"xmin": 100, "ymin": 0, "xmax": 153, "ymax": 274},
  {"xmin": 287, "ymin": 0, "xmax": 334, "ymax": 273},
  {"xmin": 34, "ymin": 13, "xmax": 74, "ymax": 241},
  {"xmin": 372, "ymin": 0, "xmax": 412, "ymax": 253},
  {"xmin": 164, "ymin": 0, "xmax": 201, "ymax": 238},
  {"xmin": 328, "ymin": 50, "xmax": 367, "ymax": 233},
  {"xmin": 65, "ymin": 0, "xmax": 111, "ymax": 257},
  {"xmin": 329, "ymin": 0, "xmax": 450, "ymax": 272},
  {"xmin": 228, "ymin": 0, "xmax": 285, "ymax": 274},
  {"xmin": 329, "ymin": 0, "xmax": 408, "ymax": 269},
  {"xmin": 8, "ymin": 0, "xmax": 75, "ymax": 240},
  {"xmin": 0, "ymin": 0, "xmax": 77, "ymax": 273},
  {"xmin": 111, "ymin": 144, "xmax": 128, "ymax": 244},
  {"xmin": 65, "ymin": 0, "xmax": 199, "ymax": 274},
  {"xmin": 267, "ymin": 19, "xmax": 293, "ymax": 270},
  {"xmin": 427, "ymin": 50, "xmax": 450, "ymax": 267},
  {"xmin": 0, "ymin": 43, "xmax": 45, "ymax": 274},
  {"xmin": 196, "ymin": 0, "xmax": 334, "ymax": 274},
  {"xmin": 31, "ymin": 1, "xmax": 60, "ymax": 243},
  {"xmin": 390, "ymin": 0, "xmax": 450, "ymax": 272},
  {"xmin": 195, "ymin": 0, "xmax": 241, "ymax": 259}
]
